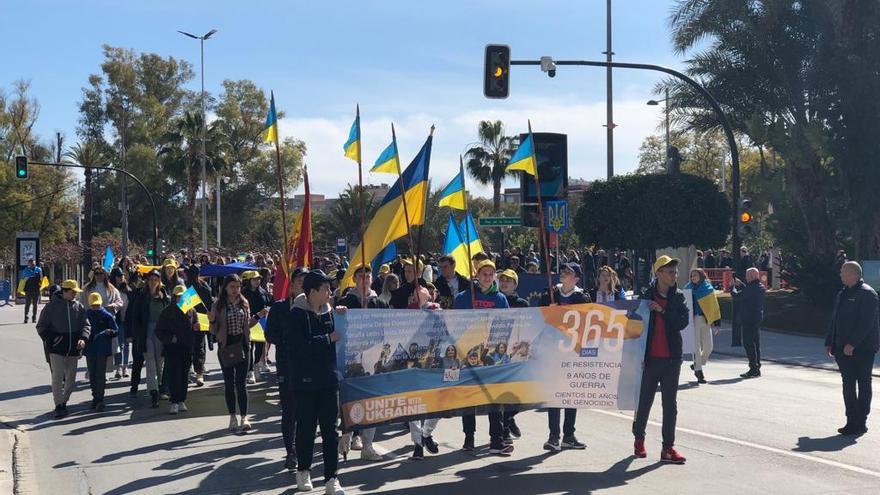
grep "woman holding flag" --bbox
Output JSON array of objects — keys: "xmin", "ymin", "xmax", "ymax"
[
  {"xmin": 242, "ymin": 270, "xmax": 271, "ymax": 384},
  {"xmin": 686, "ymin": 268, "xmax": 721, "ymax": 384},
  {"xmin": 156, "ymin": 285, "xmax": 199, "ymax": 415}
]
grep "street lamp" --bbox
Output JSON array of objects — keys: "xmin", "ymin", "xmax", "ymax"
[
  {"xmin": 646, "ymin": 86, "xmax": 670, "ymax": 172},
  {"xmin": 178, "ymin": 28, "xmax": 218, "ymax": 251}
]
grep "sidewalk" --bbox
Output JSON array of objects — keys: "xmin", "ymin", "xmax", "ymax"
[{"xmin": 712, "ymin": 322, "xmax": 880, "ymax": 376}]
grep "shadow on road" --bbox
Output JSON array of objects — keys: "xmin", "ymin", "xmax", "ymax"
[{"xmin": 793, "ymin": 434, "xmax": 859, "ymax": 453}]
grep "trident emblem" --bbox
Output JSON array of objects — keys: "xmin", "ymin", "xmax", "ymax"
[{"xmin": 547, "ymin": 201, "xmax": 567, "ymax": 233}]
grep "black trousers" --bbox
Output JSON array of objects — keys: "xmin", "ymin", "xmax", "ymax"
[
  {"xmin": 130, "ymin": 341, "xmax": 145, "ymax": 391},
  {"xmin": 279, "ymin": 385, "xmax": 297, "ymax": 455},
  {"xmin": 191, "ymin": 332, "xmax": 207, "ymax": 374},
  {"xmin": 24, "ymin": 292, "xmax": 38, "ymax": 320},
  {"xmin": 294, "ymin": 387, "xmax": 338, "ymax": 481},
  {"xmin": 250, "ymin": 342, "xmax": 265, "ymax": 371},
  {"xmin": 164, "ymin": 345, "xmax": 192, "ymax": 404},
  {"xmin": 633, "ymin": 358, "xmax": 681, "ymax": 448},
  {"xmin": 742, "ymin": 323, "xmax": 761, "ymax": 370},
  {"xmin": 835, "ymin": 351, "xmax": 875, "ymax": 427},
  {"xmin": 503, "ymin": 408, "xmax": 519, "ymax": 436},
  {"xmin": 462, "ymin": 411, "xmax": 505, "ymax": 445},
  {"xmin": 547, "ymin": 408, "xmax": 577, "ymax": 441},
  {"xmin": 86, "ymin": 355, "xmax": 108, "ymax": 403},
  {"xmin": 221, "ymin": 360, "xmax": 249, "ymax": 415}
]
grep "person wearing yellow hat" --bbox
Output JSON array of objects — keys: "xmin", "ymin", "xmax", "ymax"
[
  {"xmin": 84, "ymin": 292, "xmax": 119, "ymax": 411},
  {"xmin": 35, "ymin": 280, "xmax": 91, "ymax": 418},
  {"xmin": 156, "ymin": 285, "xmax": 199, "ymax": 415},
  {"xmin": 452, "ymin": 259, "xmax": 513, "ymax": 456},
  {"xmin": 242, "ymin": 270, "xmax": 271, "ymax": 384},
  {"xmin": 632, "ymin": 254, "xmax": 689, "ymax": 464},
  {"xmin": 161, "ymin": 258, "xmax": 184, "ymax": 291},
  {"xmin": 498, "ymin": 269, "xmax": 528, "ymax": 308},
  {"xmin": 371, "ymin": 264, "xmax": 391, "ymax": 294}
]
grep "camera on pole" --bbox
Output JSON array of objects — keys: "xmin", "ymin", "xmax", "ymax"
[{"xmin": 484, "ymin": 44, "xmax": 510, "ymax": 99}]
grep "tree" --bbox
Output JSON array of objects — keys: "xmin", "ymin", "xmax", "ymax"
[
  {"xmin": 314, "ymin": 184, "xmax": 378, "ymax": 251},
  {"xmin": 65, "ymin": 141, "xmax": 105, "ymax": 266},
  {"xmin": 464, "ymin": 120, "xmax": 515, "ymax": 213},
  {"xmin": 574, "ymin": 174, "xmax": 729, "ymax": 252}
]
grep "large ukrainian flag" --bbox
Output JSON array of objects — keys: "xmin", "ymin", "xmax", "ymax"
[
  {"xmin": 341, "ymin": 135, "xmax": 433, "ymax": 289},
  {"xmin": 687, "ymin": 279, "xmax": 721, "ymax": 324},
  {"xmin": 459, "ymin": 211, "xmax": 484, "ymax": 257},
  {"xmin": 442, "ymin": 214, "xmax": 471, "ymax": 277}
]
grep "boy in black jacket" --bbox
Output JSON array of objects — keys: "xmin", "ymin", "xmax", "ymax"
[{"xmin": 633, "ymin": 256, "xmax": 689, "ymax": 464}]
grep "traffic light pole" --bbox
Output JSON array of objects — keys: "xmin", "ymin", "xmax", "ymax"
[
  {"xmin": 28, "ymin": 161, "xmax": 160, "ymax": 265},
  {"xmin": 510, "ymin": 58, "xmax": 741, "ymax": 270}
]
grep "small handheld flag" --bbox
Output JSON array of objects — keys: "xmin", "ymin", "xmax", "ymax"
[
  {"xmin": 506, "ymin": 132, "xmax": 537, "ymax": 176},
  {"xmin": 177, "ymin": 285, "xmax": 204, "ymax": 313},
  {"xmin": 372, "ymin": 140, "xmax": 399, "ymax": 174},
  {"xmin": 262, "ymin": 92, "xmax": 278, "ymax": 143},
  {"xmin": 438, "ymin": 170, "xmax": 466, "ymax": 210},
  {"xmin": 343, "ymin": 111, "xmax": 361, "ymax": 162},
  {"xmin": 103, "ymin": 245, "xmax": 115, "ymax": 272}
]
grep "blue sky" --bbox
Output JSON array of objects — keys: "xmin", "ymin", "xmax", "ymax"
[{"xmin": 3, "ymin": 0, "xmax": 693, "ymax": 197}]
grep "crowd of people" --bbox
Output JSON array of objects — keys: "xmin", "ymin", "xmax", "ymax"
[{"xmin": 21, "ymin": 242, "xmax": 878, "ymax": 494}]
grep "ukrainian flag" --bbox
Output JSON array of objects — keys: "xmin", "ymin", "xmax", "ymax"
[
  {"xmin": 372, "ymin": 140, "xmax": 399, "ymax": 174},
  {"xmin": 459, "ymin": 211, "xmax": 484, "ymax": 257},
  {"xmin": 507, "ymin": 132, "xmax": 537, "ymax": 176},
  {"xmin": 177, "ymin": 285, "xmax": 204, "ymax": 314},
  {"xmin": 342, "ymin": 135, "xmax": 433, "ymax": 289},
  {"xmin": 438, "ymin": 170, "xmax": 466, "ymax": 210},
  {"xmin": 262, "ymin": 91, "xmax": 278, "ymax": 144},
  {"xmin": 343, "ymin": 111, "xmax": 361, "ymax": 162},
  {"xmin": 687, "ymin": 279, "xmax": 721, "ymax": 324},
  {"xmin": 442, "ymin": 214, "xmax": 471, "ymax": 277}
]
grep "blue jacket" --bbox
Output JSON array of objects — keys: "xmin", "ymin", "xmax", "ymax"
[{"xmin": 85, "ymin": 307, "xmax": 118, "ymax": 357}]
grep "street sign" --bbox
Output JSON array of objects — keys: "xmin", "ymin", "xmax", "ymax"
[
  {"xmin": 336, "ymin": 237, "xmax": 347, "ymax": 254},
  {"xmin": 478, "ymin": 217, "xmax": 521, "ymax": 227},
  {"xmin": 546, "ymin": 200, "xmax": 568, "ymax": 234}
]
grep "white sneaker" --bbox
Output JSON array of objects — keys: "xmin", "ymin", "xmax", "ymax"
[
  {"xmin": 296, "ymin": 470, "xmax": 313, "ymax": 491},
  {"xmin": 169, "ymin": 403, "xmax": 179, "ymax": 415},
  {"xmin": 351, "ymin": 435, "xmax": 363, "ymax": 450},
  {"xmin": 324, "ymin": 477, "xmax": 345, "ymax": 495},
  {"xmin": 195, "ymin": 373, "xmax": 204, "ymax": 387},
  {"xmin": 360, "ymin": 445, "xmax": 383, "ymax": 461},
  {"xmin": 240, "ymin": 416, "xmax": 252, "ymax": 432},
  {"xmin": 247, "ymin": 371, "xmax": 256, "ymax": 384},
  {"xmin": 228, "ymin": 414, "xmax": 239, "ymax": 432},
  {"xmin": 178, "ymin": 402, "xmax": 187, "ymax": 412}
]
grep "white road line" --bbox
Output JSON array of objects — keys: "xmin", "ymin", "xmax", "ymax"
[{"xmin": 590, "ymin": 409, "xmax": 880, "ymax": 479}]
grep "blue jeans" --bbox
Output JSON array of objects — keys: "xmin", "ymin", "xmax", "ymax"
[{"xmin": 115, "ymin": 324, "xmax": 130, "ymax": 367}]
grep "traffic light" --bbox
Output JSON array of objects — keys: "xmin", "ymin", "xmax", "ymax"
[
  {"xmin": 159, "ymin": 238, "xmax": 167, "ymax": 256},
  {"xmin": 15, "ymin": 156, "xmax": 28, "ymax": 179},
  {"xmin": 145, "ymin": 239, "xmax": 155, "ymax": 257},
  {"xmin": 484, "ymin": 44, "xmax": 510, "ymax": 99},
  {"xmin": 737, "ymin": 197, "xmax": 754, "ymax": 236}
]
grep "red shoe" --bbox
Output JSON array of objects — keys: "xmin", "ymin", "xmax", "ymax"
[
  {"xmin": 661, "ymin": 446, "xmax": 686, "ymax": 464},
  {"xmin": 633, "ymin": 438, "xmax": 646, "ymax": 458}
]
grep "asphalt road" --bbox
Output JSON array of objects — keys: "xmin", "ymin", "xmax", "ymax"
[{"xmin": 1, "ymin": 304, "xmax": 879, "ymax": 495}]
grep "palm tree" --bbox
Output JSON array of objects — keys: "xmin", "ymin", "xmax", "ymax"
[
  {"xmin": 464, "ymin": 120, "xmax": 515, "ymax": 213},
  {"xmin": 317, "ymin": 184, "xmax": 378, "ymax": 247},
  {"xmin": 65, "ymin": 141, "xmax": 105, "ymax": 267},
  {"xmin": 158, "ymin": 111, "xmax": 227, "ymax": 250}
]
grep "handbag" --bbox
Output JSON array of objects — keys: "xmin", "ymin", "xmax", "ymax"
[{"xmin": 219, "ymin": 335, "xmax": 247, "ymax": 368}]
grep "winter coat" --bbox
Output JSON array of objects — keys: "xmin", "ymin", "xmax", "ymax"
[
  {"xmin": 282, "ymin": 294, "xmax": 339, "ymax": 391},
  {"xmin": 640, "ymin": 282, "xmax": 690, "ymax": 360},
  {"xmin": 127, "ymin": 287, "xmax": 170, "ymax": 350},
  {"xmin": 731, "ymin": 279, "xmax": 765, "ymax": 327},
  {"xmin": 84, "ymin": 307, "xmax": 118, "ymax": 357},
  {"xmin": 826, "ymin": 280, "xmax": 880, "ymax": 355},
  {"xmin": 156, "ymin": 304, "xmax": 198, "ymax": 349},
  {"xmin": 36, "ymin": 295, "xmax": 91, "ymax": 357}
]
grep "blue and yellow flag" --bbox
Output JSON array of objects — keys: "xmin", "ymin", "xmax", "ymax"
[
  {"xmin": 459, "ymin": 211, "xmax": 484, "ymax": 257},
  {"xmin": 442, "ymin": 214, "xmax": 471, "ymax": 277},
  {"xmin": 686, "ymin": 280, "xmax": 722, "ymax": 324},
  {"xmin": 507, "ymin": 132, "xmax": 537, "ymax": 176},
  {"xmin": 342, "ymin": 135, "xmax": 433, "ymax": 289},
  {"xmin": 371, "ymin": 242, "xmax": 397, "ymax": 275},
  {"xmin": 343, "ymin": 111, "xmax": 361, "ymax": 162},
  {"xmin": 372, "ymin": 140, "xmax": 400, "ymax": 174},
  {"xmin": 262, "ymin": 91, "xmax": 278, "ymax": 143},
  {"xmin": 438, "ymin": 170, "xmax": 466, "ymax": 209},
  {"xmin": 103, "ymin": 245, "xmax": 115, "ymax": 272},
  {"xmin": 177, "ymin": 285, "xmax": 204, "ymax": 314}
]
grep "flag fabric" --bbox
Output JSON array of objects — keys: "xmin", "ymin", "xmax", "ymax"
[
  {"xmin": 459, "ymin": 211, "xmax": 484, "ymax": 257},
  {"xmin": 371, "ymin": 242, "xmax": 397, "ymax": 275},
  {"xmin": 343, "ymin": 113, "xmax": 361, "ymax": 162},
  {"xmin": 177, "ymin": 285, "xmax": 204, "ymax": 313},
  {"xmin": 197, "ymin": 313, "xmax": 210, "ymax": 332},
  {"xmin": 371, "ymin": 140, "xmax": 400, "ymax": 174},
  {"xmin": 442, "ymin": 214, "xmax": 471, "ymax": 277},
  {"xmin": 686, "ymin": 279, "xmax": 722, "ymax": 324},
  {"xmin": 103, "ymin": 245, "xmax": 115, "ymax": 272},
  {"xmin": 507, "ymin": 132, "xmax": 537, "ymax": 176},
  {"xmin": 438, "ymin": 170, "xmax": 466, "ymax": 210},
  {"xmin": 262, "ymin": 92, "xmax": 278, "ymax": 143},
  {"xmin": 40, "ymin": 276, "xmax": 49, "ymax": 291},
  {"xmin": 273, "ymin": 169, "xmax": 313, "ymax": 300},
  {"xmin": 342, "ymin": 135, "xmax": 433, "ymax": 289},
  {"xmin": 250, "ymin": 316, "xmax": 268, "ymax": 343}
]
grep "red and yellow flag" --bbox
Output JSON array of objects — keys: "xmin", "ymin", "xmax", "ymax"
[{"xmin": 273, "ymin": 169, "xmax": 313, "ymax": 300}]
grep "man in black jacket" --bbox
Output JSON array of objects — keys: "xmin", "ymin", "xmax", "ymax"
[
  {"xmin": 633, "ymin": 256, "xmax": 689, "ymax": 464},
  {"xmin": 732, "ymin": 268, "xmax": 766, "ymax": 378},
  {"xmin": 434, "ymin": 255, "xmax": 470, "ymax": 309},
  {"xmin": 825, "ymin": 261, "xmax": 880, "ymax": 436},
  {"xmin": 185, "ymin": 264, "xmax": 212, "ymax": 387}
]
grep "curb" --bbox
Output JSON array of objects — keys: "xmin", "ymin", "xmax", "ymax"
[{"xmin": 1, "ymin": 421, "xmax": 37, "ymax": 495}]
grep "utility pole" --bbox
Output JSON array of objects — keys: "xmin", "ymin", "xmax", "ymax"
[
  {"xmin": 603, "ymin": 0, "xmax": 615, "ymax": 179},
  {"xmin": 120, "ymin": 101, "xmax": 129, "ymax": 255}
]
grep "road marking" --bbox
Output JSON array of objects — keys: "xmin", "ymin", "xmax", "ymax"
[{"xmin": 590, "ymin": 409, "xmax": 880, "ymax": 479}]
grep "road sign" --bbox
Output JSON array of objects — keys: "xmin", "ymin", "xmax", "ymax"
[
  {"xmin": 336, "ymin": 237, "xmax": 347, "ymax": 254},
  {"xmin": 546, "ymin": 200, "xmax": 568, "ymax": 234},
  {"xmin": 478, "ymin": 217, "xmax": 521, "ymax": 227}
]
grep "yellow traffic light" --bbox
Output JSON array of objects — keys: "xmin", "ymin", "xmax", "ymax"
[
  {"xmin": 740, "ymin": 212, "xmax": 752, "ymax": 223},
  {"xmin": 494, "ymin": 66, "xmax": 503, "ymax": 78}
]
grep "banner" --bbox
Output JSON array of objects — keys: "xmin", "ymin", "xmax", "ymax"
[
  {"xmin": 515, "ymin": 272, "xmax": 560, "ymax": 306},
  {"xmin": 336, "ymin": 301, "xmax": 649, "ymax": 429}
]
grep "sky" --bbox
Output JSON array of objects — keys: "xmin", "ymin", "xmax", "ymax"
[{"xmin": 2, "ymin": 0, "xmax": 693, "ymax": 198}]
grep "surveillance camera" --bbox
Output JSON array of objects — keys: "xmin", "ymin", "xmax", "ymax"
[{"xmin": 540, "ymin": 56, "xmax": 556, "ymax": 78}]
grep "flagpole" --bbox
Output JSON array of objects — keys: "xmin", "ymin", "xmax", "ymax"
[
  {"xmin": 459, "ymin": 154, "xmax": 476, "ymax": 309},
  {"xmin": 271, "ymin": 91, "xmax": 290, "ymax": 268},
  {"xmin": 355, "ymin": 105, "xmax": 368, "ymax": 308},
  {"xmin": 391, "ymin": 123, "xmax": 420, "ymax": 295},
  {"xmin": 529, "ymin": 120, "xmax": 555, "ymax": 305}
]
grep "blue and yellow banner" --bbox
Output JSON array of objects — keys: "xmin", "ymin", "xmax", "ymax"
[{"xmin": 336, "ymin": 301, "xmax": 649, "ymax": 429}]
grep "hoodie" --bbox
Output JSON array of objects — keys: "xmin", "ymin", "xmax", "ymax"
[
  {"xmin": 84, "ymin": 307, "xmax": 118, "ymax": 357},
  {"xmin": 453, "ymin": 281, "xmax": 510, "ymax": 309},
  {"xmin": 283, "ymin": 293, "xmax": 339, "ymax": 390}
]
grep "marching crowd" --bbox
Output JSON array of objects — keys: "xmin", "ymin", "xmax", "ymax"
[{"xmin": 23, "ymin": 243, "xmax": 879, "ymax": 494}]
